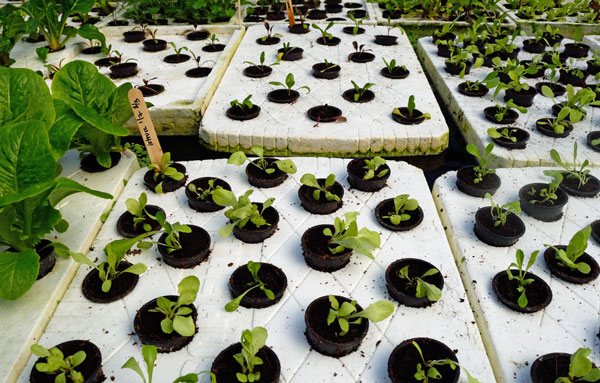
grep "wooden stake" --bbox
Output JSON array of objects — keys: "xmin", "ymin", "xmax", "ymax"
[
  {"xmin": 285, "ymin": 0, "xmax": 295, "ymax": 27},
  {"xmin": 127, "ymin": 88, "xmax": 164, "ymax": 167}
]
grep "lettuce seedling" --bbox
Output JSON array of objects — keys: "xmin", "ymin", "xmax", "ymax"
[
  {"xmin": 259, "ymin": 22, "xmax": 281, "ymax": 42},
  {"xmin": 243, "ymin": 51, "xmax": 280, "ymax": 72},
  {"xmin": 269, "ymin": 73, "xmax": 310, "ymax": 96},
  {"xmin": 212, "ymin": 189, "xmax": 275, "ymax": 238},
  {"xmin": 225, "ymin": 261, "xmax": 274, "ymax": 312},
  {"xmin": 126, "ymin": 192, "xmax": 157, "ymax": 232},
  {"xmin": 545, "ymin": 143, "xmax": 592, "ymax": 188},
  {"xmin": 188, "ymin": 179, "xmax": 222, "ymax": 201},
  {"xmin": 347, "ymin": 13, "xmax": 365, "ymax": 35},
  {"xmin": 300, "ymin": 173, "xmax": 340, "ymax": 202},
  {"xmin": 234, "ymin": 327, "xmax": 268, "ymax": 383},
  {"xmin": 528, "ymin": 173, "xmax": 563, "ymax": 205},
  {"xmin": 71, "ymin": 232, "xmax": 153, "ymax": 292},
  {"xmin": 312, "ymin": 21, "xmax": 335, "ymax": 42},
  {"xmin": 323, "ymin": 212, "xmax": 381, "ymax": 259},
  {"xmin": 230, "ymin": 95, "xmax": 255, "ymax": 112},
  {"xmin": 485, "ymin": 193, "xmax": 521, "ymax": 227},
  {"xmin": 30, "ymin": 344, "xmax": 86, "ymax": 383},
  {"xmin": 393, "ymin": 95, "xmax": 432, "ymax": 121},
  {"xmin": 147, "ymin": 152, "xmax": 185, "ymax": 194},
  {"xmin": 362, "ymin": 156, "xmax": 388, "ymax": 180},
  {"xmin": 490, "ymin": 100, "xmax": 528, "ymax": 122},
  {"xmin": 487, "ymin": 127, "xmax": 518, "ymax": 143},
  {"xmin": 121, "ymin": 345, "xmax": 157, "ymax": 383},
  {"xmin": 411, "ymin": 341, "xmax": 481, "ymax": 383},
  {"xmin": 545, "ymin": 226, "xmax": 592, "ymax": 274},
  {"xmin": 555, "ymin": 348, "xmax": 600, "ymax": 383},
  {"xmin": 148, "ymin": 275, "xmax": 199, "ymax": 337},
  {"xmin": 228, "ymin": 145, "xmax": 297, "ymax": 175},
  {"xmin": 0, "ymin": 11, "xmax": 26, "ymax": 67},
  {"xmin": 173, "ymin": 371, "xmax": 216, "ymax": 383},
  {"xmin": 382, "ymin": 194, "xmax": 419, "ymax": 225},
  {"xmin": 397, "ymin": 265, "xmax": 442, "ymax": 301},
  {"xmin": 149, "ymin": 210, "xmax": 191, "ymax": 253},
  {"xmin": 349, "ymin": 81, "xmax": 375, "ymax": 102},
  {"xmin": 168, "ymin": 41, "xmax": 189, "ymax": 59},
  {"xmin": 327, "ymin": 295, "xmax": 394, "ymax": 336},
  {"xmin": 51, "ymin": 60, "xmax": 133, "ymax": 168},
  {"xmin": 466, "ymin": 143, "xmax": 495, "ymax": 184},
  {"xmin": 382, "ymin": 58, "xmax": 407, "ymax": 74},
  {"xmin": 506, "ymin": 249, "xmax": 539, "ymax": 308}
]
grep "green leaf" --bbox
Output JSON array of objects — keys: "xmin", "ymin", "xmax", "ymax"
[
  {"xmin": 0, "ymin": 249, "xmax": 39, "ymax": 300},
  {"xmin": 49, "ymin": 177, "xmax": 112, "ymax": 207},
  {"xmin": 212, "ymin": 189, "xmax": 238, "ymax": 207},
  {"xmin": 300, "ymin": 173, "xmax": 320, "ymax": 189},
  {"xmin": 30, "ymin": 344, "xmax": 50, "ymax": 358},
  {"xmin": 177, "ymin": 275, "xmax": 200, "ymax": 305},
  {"xmin": 122, "ymin": 357, "xmax": 146, "ymax": 383},
  {"xmin": 160, "ymin": 318, "xmax": 174, "ymax": 334},
  {"xmin": 48, "ymin": 99, "xmax": 83, "ymax": 160},
  {"xmin": 70, "ymin": 350, "xmax": 86, "ymax": 367},
  {"xmin": 142, "ymin": 345, "xmax": 157, "ymax": 382},
  {"xmin": 275, "ymin": 159, "xmax": 297, "ymax": 174},
  {"xmin": 352, "ymin": 300, "xmax": 394, "ymax": 322},
  {"xmin": 70, "ymin": 252, "xmax": 96, "ymax": 268},
  {"xmin": 69, "ymin": 101, "xmax": 129, "ymax": 136},
  {"xmin": 173, "ymin": 315, "xmax": 196, "ymax": 337},
  {"xmin": 228, "ymin": 151, "xmax": 248, "ymax": 166},
  {"xmin": 122, "ymin": 263, "xmax": 147, "ymax": 275}
]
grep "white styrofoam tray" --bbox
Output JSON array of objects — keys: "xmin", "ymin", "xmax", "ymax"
[
  {"xmin": 19, "ymin": 158, "xmax": 493, "ymax": 383},
  {"xmin": 417, "ymin": 35, "xmax": 600, "ymax": 168},
  {"xmin": 0, "ymin": 150, "xmax": 139, "ymax": 383},
  {"xmin": 10, "ymin": 25, "xmax": 245, "ymax": 135},
  {"xmin": 433, "ymin": 167, "xmax": 600, "ymax": 383},
  {"xmin": 200, "ymin": 24, "xmax": 449, "ymax": 157}
]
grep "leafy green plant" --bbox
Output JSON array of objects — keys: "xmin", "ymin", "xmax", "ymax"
[
  {"xmin": 348, "ymin": 41, "xmax": 372, "ymax": 61},
  {"xmin": 466, "ymin": 143, "xmax": 495, "ymax": 183},
  {"xmin": 445, "ymin": 45, "xmax": 482, "ymax": 78},
  {"xmin": 21, "ymin": 0, "xmax": 99, "ymax": 52},
  {"xmin": 463, "ymin": 72, "xmax": 500, "ymax": 92},
  {"xmin": 506, "ymin": 249, "xmax": 538, "ymax": 308},
  {"xmin": 542, "ymin": 84, "xmax": 599, "ymax": 123},
  {"xmin": 168, "ymin": 41, "xmax": 189, "ymax": 59},
  {"xmin": 124, "ymin": 192, "xmax": 156, "ymax": 232},
  {"xmin": 30, "ymin": 344, "xmax": 86, "ymax": 383},
  {"xmin": 148, "ymin": 275, "xmax": 199, "ymax": 337},
  {"xmin": 71, "ymin": 233, "xmax": 152, "ymax": 292},
  {"xmin": 147, "ymin": 152, "xmax": 185, "ymax": 194},
  {"xmin": 362, "ymin": 156, "xmax": 388, "ymax": 180},
  {"xmin": 188, "ymin": 179, "xmax": 223, "ymax": 201},
  {"xmin": 312, "ymin": 21, "xmax": 335, "ymax": 42},
  {"xmin": 0, "ymin": 10, "xmax": 26, "ymax": 67},
  {"xmin": 393, "ymin": 95, "xmax": 431, "ymax": 121},
  {"xmin": 243, "ymin": 51, "xmax": 280, "ymax": 72},
  {"xmin": 149, "ymin": 210, "xmax": 191, "ymax": 253},
  {"xmin": 0, "ymin": 67, "xmax": 113, "ymax": 300},
  {"xmin": 382, "ymin": 58, "xmax": 407, "ymax": 73},
  {"xmin": 490, "ymin": 100, "xmax": 527, "ymax": 122},
  {"xmin": 225, "ymin": 261, "xmax": 274, "ymax": 312},
  {"xmin": 327, "ymin": 295, "xmax": 394, "ymax": 336},
  {"xmin": 173, "ymin": 371, "xmax": 216, "ymax": 383},
  {"xmin": 546, "ymin": 143, "xmax": 592, "ymax": 188},
  {"xmin": 323, "ymin": 212, "xmax": 381, "ymax": 259},
  {"xmin": 555, "ymin": 348, "xmax": 600, "ymax": 383},
  {"xmin": 347, "ymin": 13, "xmax": 366, "ymax": 35},
  {"xmin": 233, "ymin": 327, "xmax": 268, "ymax": 383},
  {"xmin": 121, "ymin": 345, "xmax": 157, "ymax": 383},
  {"xmin": 411, "ymin": 341, "xmax": 481, "ymax": 383},
  {"xmin": 124, "ymin": 142, "xmax": 151, "ymax": 167},
  {"xmin": 300, "ymin": 173, "xmax": 340, "ymax": 202},
  {"xmin": 382, "ymin": 194, "xmax": 419, "ymax": 225},
  {"xmin": 485, "ymin": 193, "xmax": 522, "ymax": 227},
  {"xmin": 545, "ymin": 226, "xmax": 593, "ymax": 274},
  {"xmin": 260, "ymin": 22, "xmax": 281, "ymax": 42},
  {"xmin": 230, "ymin": 95, "xmax": 255, "ymax": 112},
  {"xmin": 269, "ymin": 73, "xmax": 310, "ymax": 96},
  {"xmin": 397, "ymin": 265, "xmax": 442, "ymax": 301},
  {"xmin": 349, "ymin": 81, "xmax": 375, "ymax": 102},
  {"xmin": 537, "ymin": 114, "xmax": 571, "ymax": 135},
  {"xmin": 212, "ymin": 189, "xmax": 275, "ymax": 238},
  {"xmin": 487, "ymin": 127, "xmax": 518, "ymax": 142},
  {"xmin": 528, "ymin": 173, "xmax": 563, "ymax": 205},
  {"xmin": 51, "ymin": 60, "xmax": 133, "ymax": 168},
  {"xmin": 228, "ymin": 145, "xmax": 296, "ymax": 175}
]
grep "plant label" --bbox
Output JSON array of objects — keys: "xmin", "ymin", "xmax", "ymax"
[{"xmin": 128, "ymin": 88, "xmax": 164, "ymax": 167}]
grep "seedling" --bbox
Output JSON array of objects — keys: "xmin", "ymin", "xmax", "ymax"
[
  {"xmin": 30, "ymin": 344, "xmax": 86, "ymax": 383},
  {"xmin": 312, "ymin": 21, "xmax": 335, "ymax": 43},
  {"xmin": 487, "ymin": 127, "xmax": 518, "ymax": 142},
  {"xmin": 300, "ymin": 173, "xmax": 340, "ymax": 202},
  {"xmin": 490, "ymin": 100, "xmax": 527, "ymax": 122},
  {"xmin": 124, "ymin": 192, "xmax": 156, "ymax": 232},
  {"xmin": 212, "ymin": 189, "xmax": 275, "ymax": 238},
  {"xmin": 150, "ymin": 211, "xmax": 191, "ymax": 254},
  {"xmin": 545, "ymin": 226, "xmax": 593, "ymax": 274},
  {"xmin": 382, "ymin": 194, "xmax": 419, "ymax": 225},
  {"xmin": 323, "ymin": 212, "xmax": 381, "ymax": 259},
  {"xmin": 382, "ymin": 58, "xmax": 407, "ymax": 73},
  {"xmin": 269, "ymin": 73, "xmax": 310, "ymax": 96},
  {"xmin": 362, "ymin": 156, "xmax": 388, "ymax": 180},
  {"xmin": 147, "ymin": 152, "xmax": 185, "ymax": 194},
  {"xmin": 541, "ymin": 84, "xmax": 599, "ymax": 123},
  {"xmin": 172, "ymin": 371, "xmax": 216, "ymax": 383},
  {"xmin": 546, "ymin": 143, "xmax": 592, "ymax": 188},
  {"xmin": 528, "ymin": 173, "xmax": 563, "ymax": 205},
  {"xmin": 206, "ymin": 34, "xmax": 220, "ymax": 48},
  {"xmin": 225, "ymin": 261, "xmax": 274, "ymax": 312},
  {"xmin": 148, "ymin": 276, "xmax": 199, "ymax": 337},
  {"xmin": 445, "ymin": 45, "xmax": 482, "ymax": 78},
  {"xmin": 148, "ymin": 29, "xmax": 160, "ymax": 43},
  {"xmin": 280, "ymin": 42, "xmax": 297, "ymax": 54},
  {"xmin": 433, "ymin": 20, "xmax": 455, "ymax": 38},
  {"xmin": 121, "ymin": 345, "xmax": 157, "ymax": 383},
  {"xmin": 382, "ymin": 16, "xmax": 404, "ymax": 36},
  {"xmin": 466, "ymin": 143, "xmax": 495, "ymax": 184},
  {"xmin": 318, "ymin": 59, "xmax": 338, "ymax": 72},
  {"xmin": 168, "ymin": 41, "xmax": 189, "ymax": 58},
  {"xmin": 71, "ymin": 233, "xmax": 152, "ymax": 292},
  {"xmin": 138, "ymin": 78, "xmax": 162, "ymax": 96},
  {"xmin": 555, "ymin": 348, "xmax": 600, "ymax": 383},
  {"xmin": 228, "ymin": 145, "xmax": 297, "ymax": 175},
  {"xmin": 327, "ymin": 295, "xmax": 394, "ymax": 336},
  {"xmin": 537, "ymin": 114, "xmax": 571, "ymax": 135},
  {"xmin": 485, "ymin": 193, "xmax": 522, "ymax": 227},
  {"xmin": 230, "ymin": 95, "xmax": 255, "ymax": 112},
  {"xmin": 411, "ymin": 341, "xmax": 482, "ymax": 383},
  {"xmin": 397, "ymin": 265, "xmax": 442, "ymax": 301},
  {"xmin": 188, "ymin": 179, "xmax": 222, "ymax": 201},
  {"xmin": 506, "ymin": 249, "xmax": 539, "ymax": 308},
  {"xmin": 233, "ymin": 327, "xmax": 268, "ymax": 383},
  {"xmin": 347, "ymin": 13, "xmax": 366, "ymax": 35},
  {"xmin": 592, "ymin": 138, "xmax": 600, "ymax": 146},
  {"xmin": 347, "ymin": 41, "xmax": 372, "ymax": 61},
  {"xmin": 243, "ymin": 51, "xmax": 280, "ymax": 71},
  {"xmin": 393, "ymin": 95, "xmax": 431, "ymax": 121},
  {"xmin": 45, "ymin": 58, "xmax": 65, "ymax": 79},
  {"xmin": 349, "ymin": 81, "xmax": 374, "ymax": 102},
  {"xmin": 189, "ymin": 51, "xmax": 215, "ymax": 69},
  {"xmin": 260, "ymin": 21, "xmax": 281, "ymax": 41}
]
